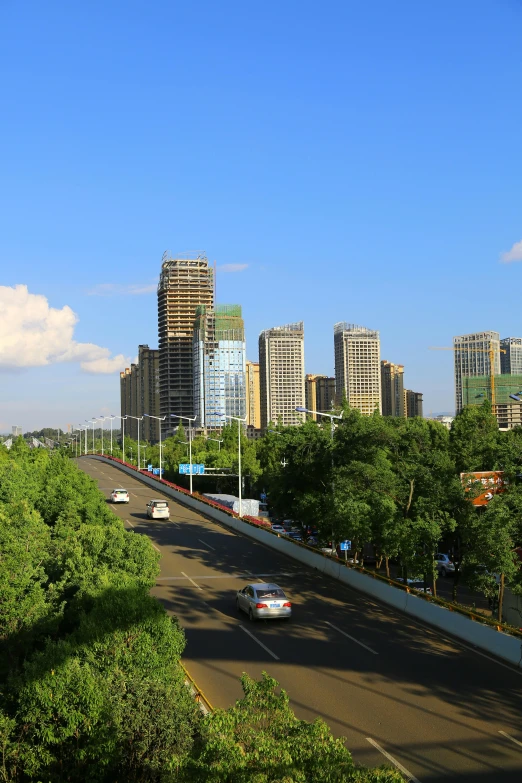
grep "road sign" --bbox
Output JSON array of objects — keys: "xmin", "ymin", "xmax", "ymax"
[
  {"xmin": 339, "ymin": 540, "xmax": 351, "ymax": 551},
  {"xmin": 179, "ymin": 464, "xmax": 205, "ymax": 475}
]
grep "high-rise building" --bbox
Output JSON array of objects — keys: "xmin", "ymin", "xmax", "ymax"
[
  {"xmin": 405, "ymin": 390, "xmax": 423, "ymax": 418},
  {"xmin": 453, "ymin": 331, "xmax": 500, "ymax": 413},
  {"xmin": 246, "ymin": 361, "xmax": 261, "ymax": 429},
  {"xmin": 500, "ymin": 338, "xmax": 522, "ymax": 375},
  {"xmin": 259, "ymin": 322, "xmax": 305, "ymax": 430},
  {"xmin": 193, "ymin": 305, "xmax": 246, "ymax": 429},
  {"xmin": 120, "ymin": 345, "xmax": 160, "ymax": 441},
  {"xmin": 305, "ymin": 374, "xmax": 335, "ymax": 419},
  {"xmin": 380, "ymin": 361, "xmax": 405, "ymax": 417},
  {"xmin": 334, "ymin": 323, "xmax": 381, "ymax": 415},
  {"xmin": 12, "ymin": 425, "xmax": 22, "ymax": 437},
  {"xmin": 158, "ymin": 252, "xmax": 214, "ymax": 423},
  {"xmin": 138, "ymin": 344, "xmax": 160, "ymax": 441}
]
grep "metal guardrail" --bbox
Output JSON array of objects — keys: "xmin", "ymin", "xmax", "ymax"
[{"xmin": 180, "ymin": 663, "xmax": 214, "ymax": 715}]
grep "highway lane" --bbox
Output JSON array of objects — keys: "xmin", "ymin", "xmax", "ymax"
[{"xmin": 78, "ymin": 457, "xmax": 522, "ymax": 782}]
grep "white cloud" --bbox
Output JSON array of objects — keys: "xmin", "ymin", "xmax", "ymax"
[
  {"xmin": 0, "ymin": 284, "xmax": 130, "ymax": 374},
  {"xmin": 87, "ymin": 281, "xmax": 157, "ymax": 296},
  {"xmin": 218, "ymin": 263, "xmax": 248, "ymax": 273},
  {"xmin": 500, "ymin": 239, "xmax": 522, "ymax": 263}
]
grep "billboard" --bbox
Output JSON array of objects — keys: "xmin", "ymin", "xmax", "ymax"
[{"xmin": 460, "ymin": 471, "xmax": 506, "ymax": 506}]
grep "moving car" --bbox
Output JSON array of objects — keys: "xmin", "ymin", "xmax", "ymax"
[
  {"xmin": 236, "ymin": 583, "xmax": 292, "ymax": 620},
  {"xmin": 110, "ymin": 488, "xmax": 130, "ymax": 503},
  {"xmin": 435, "ymin": 553, "xmax": 455, "ymax": 577},
  {"xmin": 271, "ymin": 524, "xmax": 286, "ymax": 534},
  {"xmin": 146, "ymin": 499, "xmax": 170, "ymax": 520}
]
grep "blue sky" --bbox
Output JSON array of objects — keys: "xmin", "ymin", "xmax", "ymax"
[{"xmin": 1, "ymin": 0, "xmax": 521, "ymax": 431}]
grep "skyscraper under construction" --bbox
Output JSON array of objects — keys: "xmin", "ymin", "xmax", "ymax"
[{"xmin": 158, "ymin": 252, "xmax": 214, "ymax": 424}]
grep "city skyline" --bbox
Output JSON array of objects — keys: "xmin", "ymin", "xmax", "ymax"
[{"xmin": 1, "ymin": 2, "xmax": 522, "ymax": 429}]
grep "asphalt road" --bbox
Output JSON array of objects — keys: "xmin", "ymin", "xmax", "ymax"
[{"xmin": 78, "ymin": 457, "xmax": 522, "ymax": 782}]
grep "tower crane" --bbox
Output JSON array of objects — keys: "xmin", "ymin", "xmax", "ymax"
[{"xmin": 429, "ymin": 345, "xmax": 506, "ymax": 407}]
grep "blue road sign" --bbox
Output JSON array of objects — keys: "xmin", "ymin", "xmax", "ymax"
[
  {"xmin": 179, "ymin": 464, "xmax": 205, "ymax": 475},
  {"xmin": 339, "ymin": 540, "xmax": 352, "ymax": 551}
]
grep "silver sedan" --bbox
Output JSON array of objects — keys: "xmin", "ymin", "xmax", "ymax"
[{"xmin": 236, "ymin": 583, "xmax": 292, "ymax": 621}]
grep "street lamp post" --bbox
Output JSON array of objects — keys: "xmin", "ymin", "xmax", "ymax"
[
  {"xmin": 107, "ymin": 415, "xmax": 116, "ymax": 455},
  {"xmin": 296, "ymin": 406, "xmax": 343, "ymax": 554},
  {"xmin": 171, "ymin": 414, "xmax": 196, "ymax": 494},
  {"xmin": 220, "ymin": 414, "xmax": 247, "ymax": 517},
  {"xmin": 144, "ymin": 414, "xmax": 167, "ymax": 480},
  {"xmin": 111, "ymin": 415, "xmax": 128, "ymax": 463},
  {"xmin": 78, "ymin": 424, "xmax": 87, "ymax": 455},
  {"xmin": 206, "ymin": 437, "xmax": 223, "ymax": 451},
  {"xmin": 94, "ymin": 416, "xmax": 107, "ymax": 455},
  {"xmin": 85, "ymin": 420, "xmax": 96, "ymax": 453},
  {"xmin": 126, "ymin": 415, "xmax": 144, "ymax": 469}
]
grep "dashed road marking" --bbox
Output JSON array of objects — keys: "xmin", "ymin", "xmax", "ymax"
[
  {"xmin": 239, "ymin": 625, "xmax": 280, "ymax": 660},
  {"xmin": 499, "ymin": 730, "xmax": 522, "ymax": 749},
  {"xmin": 366, "ymin": 738, "xmax": 420, "ymax": 782},
  {"xmin": 181, "ymin": 571, "xmax": 202, "ymax": 590},
  {"xmin": 325, "ymin": 621, "xmax": 378, "ymax": 655},
  {"xmin": 198, "ymin": 538, "xmax": 216, "ymax": 551}
]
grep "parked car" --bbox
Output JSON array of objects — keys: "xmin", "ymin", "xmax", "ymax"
[
  {"xmin": 320, "ymin": 543, "xmax": 338, "ymax": 557},
  {"xmin": 435, "ymin": 553, "xmax": 455, "ymax": 577},
  {"xmin": 395, "ymin": 577, "xmax": 433, "ymax": 595},
  {"xmin": 271, "ymin": 524, "xmax": 286, "ymax": 534},
  {"xmin": 110, "ymin": 488, "xmax": 129, "ymax": 503},
  {"xmin": 236, "ymin": 583, "xmax": 292, "ymax": 621},
  {"xmin": 287, "ymin": 531, "xmax": 303, "ymax": 542},
  {"xmin": 146, "ymin": 500, "xmax": 170, "ymax": 520}
]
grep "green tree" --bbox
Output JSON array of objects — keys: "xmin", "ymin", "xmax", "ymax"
[
  {"xmin": 449, "ymin": 401, "xmax": 501, "ymax": 473},
  {"xmin": 182, "ymin": 672, "xmax": 403, "ymax": 783}
]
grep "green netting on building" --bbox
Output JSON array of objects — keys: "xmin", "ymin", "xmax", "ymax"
[
  {"xmin": 462, "ymin": 375, "xmax": 522, "ymax": 406},
  {"xmin": 193, "ymin": 304, "xmax": 244, "ymax": 341}
]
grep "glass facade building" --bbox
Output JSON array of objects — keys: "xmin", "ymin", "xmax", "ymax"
[{"xmin": 193, "ymin": 305, "xmax": 246, "ymax": 429}]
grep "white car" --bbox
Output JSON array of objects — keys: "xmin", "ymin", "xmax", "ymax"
[
  {"xmin": 110, "ymin": 488, "xmax": 129, "ymax": 503},
  {"xmin": 435, "ymin": 553, "xmax": 455, "ymax": 577},
  {"xmin": 146, "ymin": 499, "xmax": 170, "ymax": 520},
  {"xmin": 271, "ymin": 524, "xmax": 286, "ymax": 534}
]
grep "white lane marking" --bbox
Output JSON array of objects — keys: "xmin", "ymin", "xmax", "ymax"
[
  {"xmin": 151, "ymin": 543, "xmax": 161, "ymax": 552},
  {"xmin": 239, "ymin": 625, "xmax": 280, "ymax": 660},
  {"xmin": 325, "ymin": 621, "xmax": 378, "ymax": 655},
  {"xmin": 181, "ymin": 571, "xmax": 202, "ymax": 590},
  {"xmin": 198, "ymin": 538, "xmax": 216, "ymax": 551},
  {"xmin": 366, "ymin": 738, "xmax": 421, "ymax": 782},
  {"xmin": 499, "ymin": 730, "xmax": 522, "ymax": 749},
  {"xmin": 125, "ymin": 519, "xmax": 134, "ymax": 528},
  {"xmin": 131, "ymin": 492, "xmax": 138, "ymax": 498}
]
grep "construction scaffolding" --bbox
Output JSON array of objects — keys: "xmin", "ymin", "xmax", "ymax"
[
  {"xmin": 463, "ymin": 375, "xmax": 522, "ymax": 430},
  {"xmin": 158, "ymin": 253, "xmax": 214, "ymax": 423}
]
